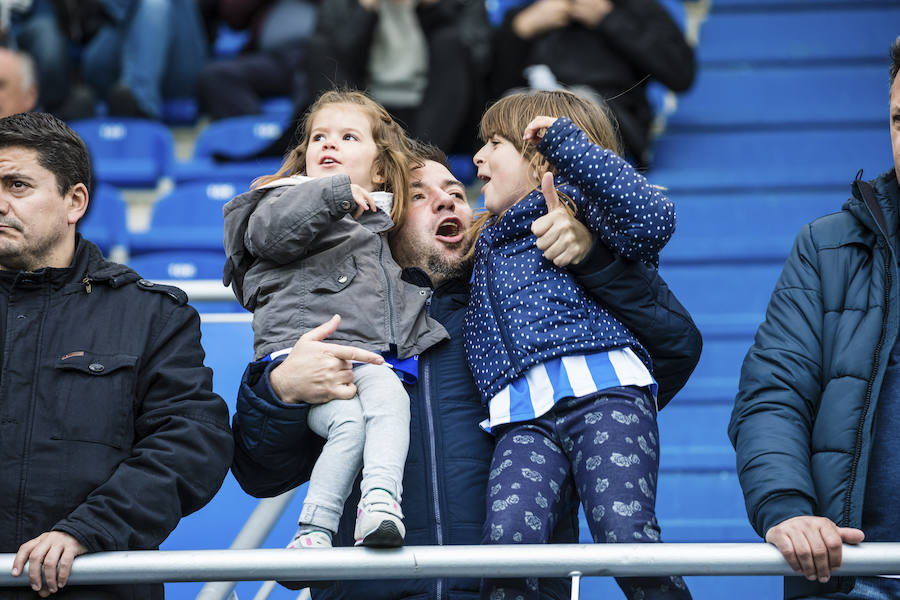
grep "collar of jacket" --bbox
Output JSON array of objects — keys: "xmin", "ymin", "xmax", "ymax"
[
  {"xmin": 401, "ymin": 266, "xmax": 470, "ymax": 304},
  {"xmin": 846, "ymin": 168, "xmax": 900, "ymax": 253},
  {"xmin": 5, "ymin": 234, "xmax": 136, "ymax": 293},
  {"xmin": 62, "ymin": 234, "xmax": 140, "ymax": 293}
]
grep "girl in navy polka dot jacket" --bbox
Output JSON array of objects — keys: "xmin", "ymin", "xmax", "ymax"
[{"xmin": 466, "ymin": 90, "xmax": 692, "ymax": 600}]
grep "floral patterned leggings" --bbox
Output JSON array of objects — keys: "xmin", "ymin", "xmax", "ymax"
[{"xmin": 480, "ymin": 386, "xmax": 692, "ymax": 600}]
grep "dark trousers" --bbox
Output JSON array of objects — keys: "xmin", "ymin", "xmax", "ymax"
[
  {"xmin": 197, "ymin": 46, "xmax": 307, "ymax": 120},
  {"xmin": 480, "ymin": 386, "xmax": 691, "ymax": 600}
]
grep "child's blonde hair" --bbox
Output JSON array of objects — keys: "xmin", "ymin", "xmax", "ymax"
[
  {"xmin": 470, "ymin": 89, "xmax": 623, "ymax": 237},
  {"xmin": 253, "ymin": 89, "xmax": 414, "ymax": 229}
]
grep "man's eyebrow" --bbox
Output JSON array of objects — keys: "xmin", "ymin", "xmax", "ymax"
[
  {"xmin": 0, "ymin": 172, "xmax": 34, "ymax": 183},
  {"xmin": 410, "ymin": 178, "xmax": 464, "ymax": 190}
]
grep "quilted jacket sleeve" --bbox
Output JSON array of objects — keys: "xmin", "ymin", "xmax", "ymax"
[
  {"xmin": 230, "ymin": 359, "xmax": 325, "ymax": 497},
  {"xmin": 728, "ymin": 225, "xmax": 823, "ymax": 538}
]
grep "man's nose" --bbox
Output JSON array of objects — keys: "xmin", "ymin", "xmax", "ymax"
[
  {"xmin": 432, "ymin": 189, "xmax": 455, "ymax": 212},
  {"xmin": 0, "ymin": 195, "xmax": 10, "ymax": 214}
]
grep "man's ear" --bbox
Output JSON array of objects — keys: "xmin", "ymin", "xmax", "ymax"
[{"xmin": 66, "ymin": 183, "xmax": 89, "ymax": 225}]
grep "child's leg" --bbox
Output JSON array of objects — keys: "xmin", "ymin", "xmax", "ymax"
[
  {"xmin": 351, "ymin": 362, "xmax": 410, "ymax": 546},
  {"xmin": 298, "ymin": 399, "xmax": 365, "ymax": 538},
  {"xmin": 480, "ymin": 419, "xmax": 572, "ymax": 600},
  {"xmin": 353, "ymin": 363, "xmax": 410, "ymax": 500},
  {"xmin": 560, "ymin": 387, "xmax": 692, "ymax": 600}
]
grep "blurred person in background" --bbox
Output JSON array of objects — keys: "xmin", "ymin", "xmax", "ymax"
[
  {"xmin": 0, "ymin": 47, "xmax": 37, "ymax": 117},
  {"xmin": 487, "ymin": 0, "xmax": 694, "ymax": 168},
  {"xmin": 197, "ymin": 0, "xmax": 319, "ymax": 121},
  {"xmin": 242, "ymin": 0, "xmax": 491, "ymax": 161}
]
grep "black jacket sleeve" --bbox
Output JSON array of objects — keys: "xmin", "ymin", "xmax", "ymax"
[
  {"xmin": 572, "ymin": 236, "xmax": 702, "ymax": 408},
  {"xmin": 53, "ymin": 304, "xmax": 234, "ymax": 552},
  {"xmin": 230, "ymin": 359, "xmax": 326, "ymax": 497},
  {"xmin": 595, "ymin": 0, "xmax": 695, "ymax": 92}
]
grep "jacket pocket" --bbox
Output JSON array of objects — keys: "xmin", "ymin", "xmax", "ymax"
[
  {"xmin": 52, "ymin": 352, "xmax": 138, "ymax": 449},
  {"xmin": 310, "ymin": 255, "xmax": 357, "ymax": 293}
]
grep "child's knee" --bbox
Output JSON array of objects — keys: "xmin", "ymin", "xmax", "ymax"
[{"xmin": 483, "ymin": 507, "xmax": 550, "ymax": 545}]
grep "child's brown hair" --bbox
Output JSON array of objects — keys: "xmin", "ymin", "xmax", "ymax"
[
  {"xmin": 469, "ymin": 90, "xmax": 623, "ymax": 240},
  {"xmin": 254, "ymin": 89, "xmax": 414, "ymax": 229},
  {"xmin": 478, "ymin": 89, "xmax": 623, "ymax": 194}
]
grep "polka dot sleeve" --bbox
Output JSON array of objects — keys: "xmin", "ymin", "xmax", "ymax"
[{"xmin": 537, "ymin": 118, "xmax": 675, "ymax": 265}]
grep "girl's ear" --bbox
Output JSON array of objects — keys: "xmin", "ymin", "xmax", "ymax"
[{"xmin": 372, "ymin": 169, "xmax": 386, "ymax": 185}]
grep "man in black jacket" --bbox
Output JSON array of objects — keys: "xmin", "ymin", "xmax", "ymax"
[
  {"xmin": 0, "ymin": 112, "xmax": 234, "ymax": 599},
  {"xmin": 231, "ymin": 144, "xmax": 701, "ymax": 599}
]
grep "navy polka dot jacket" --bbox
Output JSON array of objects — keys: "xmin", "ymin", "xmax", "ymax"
[{"xmin": 464, "ymin": 117, "xmax": 676, "ymax": 403}]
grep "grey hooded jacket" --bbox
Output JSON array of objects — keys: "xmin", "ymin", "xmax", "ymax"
[{"xmin": 223, "ymin": 174, "xmax": 448, "ymax": 360}]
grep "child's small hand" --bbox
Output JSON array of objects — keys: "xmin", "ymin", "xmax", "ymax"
[
  {"xmin": 523, "ymin": 116, "xmax": 558, "ymax": 145},
  {"xmin": 350, "ymin": 184, "xmax": 377, "ymax": 219},
  {"xmin": 532, "ymin": 172, "xmax": 592, "ymax": 267}
]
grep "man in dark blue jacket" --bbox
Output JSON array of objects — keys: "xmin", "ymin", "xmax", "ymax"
[
  {"xmin": 0, "ymin": 112, "xmax": 234, "ymax": 598},
  {"xmin": 729, "ymin": 37, "xmax": 900, "ymax": 600},
  {"xmin": 230, "ymin": 144, "xmax": 701, "ymax": 599}
]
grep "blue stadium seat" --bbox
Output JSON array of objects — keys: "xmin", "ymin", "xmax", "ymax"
[
  {"xmin": 697, "ymin": 7, "xmax": 900, "ymax": 65},
  {"xmin": 78, "ymin": 183, "xmax": 129, "ymax": 258},
  {"xmin": 174, "ymin": 115, "xmax": 287, "ymax": 184},
  {"xmin": 129, "ymin": 180, "xmax": 247, "ymax": 254},
  {"xmin": 71, "ymin": 118, "xmax": 175, "ymax": 187},
  {"xmin": 710, "ymin": 0, "xmax": 894, "ymax": 11},
  {"xmin": 668, "ymin": 64, "xmax": 886, "ymax": 130},
  {"xmin": 663, "ymin": 190, "xmax": 842, "ymax": 263},
  {"xmin": 127, "ymin": 249, "xmax": 225, "ymax": 280},
  {"xmin": 649, "ymin": 126, "xmax": 890, "ymax": 192}
]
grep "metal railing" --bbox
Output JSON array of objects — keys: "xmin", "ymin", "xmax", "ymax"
[{"xmin": 2, "ymin": 543, "xmax": 899, "ymax": 588}]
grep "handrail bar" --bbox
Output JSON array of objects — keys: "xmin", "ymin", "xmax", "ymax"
[{"xmin": 1, "ymin": 543, "xmax": 899, "ymax": 586}]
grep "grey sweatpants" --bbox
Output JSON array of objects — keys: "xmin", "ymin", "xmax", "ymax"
[{"xmin": 299, "ymin": 362, "xmax": 410, "ymax": 533}]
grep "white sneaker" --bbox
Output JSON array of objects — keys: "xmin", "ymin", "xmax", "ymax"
[
  {"xmin": 287, "ymin": 528, "xmax": 332, "ymax": 549},
  {"xmin": 354, "ymin": 489, "xmax": 405, "ymax": 547}
]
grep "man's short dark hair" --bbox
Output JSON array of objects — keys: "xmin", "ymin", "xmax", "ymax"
[
  {"xmin": 891, "ymin": 36, "xmax": 900, "ymax": 89},
  {"xmin": 409, "ymin": 138, "xmax": 451, "ymax": 172},
  {"xmin": 0, "ymin": 112, "xmax": 92, "ymax": 196}
]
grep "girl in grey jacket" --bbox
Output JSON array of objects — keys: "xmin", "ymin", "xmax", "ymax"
[{"xmin": 223, "ymin": 90, "xmax": 448, "ymax": 550}]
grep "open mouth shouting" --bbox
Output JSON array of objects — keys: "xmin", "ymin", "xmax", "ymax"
[{"xmin": 435, "ymin": 216, "xmax": 464, "ymax": 244}]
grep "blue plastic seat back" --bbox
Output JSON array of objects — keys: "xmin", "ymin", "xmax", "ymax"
[
  {"xmin": 70, "ymin": 118, "xmax": 175, "ymax": 187},
  {"xmin": 130, "ymin": 180, "xmax": 247, "ymax": 254},
  {"xmin": 127, "ymin": 250, "xmax": 226, "ymax": 280},
  {"xmin": 192, "ymin": 115, "xmax": 289, "ymax": 160},
  {"xmin": 78, "ymin": 183, "xmax": 130, "ymax": 256}
]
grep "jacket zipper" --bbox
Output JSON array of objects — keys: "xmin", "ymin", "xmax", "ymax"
[
  {"xmin": 378, "ymin": 237, "xmax": 397, "ymax": 345},
  {"xmin": 842, "ymin": 227, "xmax": 893, "ymax": 525},
  {"xmin": 422, "ymin": 295, "xmax": 444, "ymax": 600},
  {"xmin": 485, "ymin": 251, "xmax": 517, "ymax": 371}
]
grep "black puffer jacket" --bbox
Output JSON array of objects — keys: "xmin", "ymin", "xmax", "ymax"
[{"xmin": 0, "ymin": 237, "xmax": 233, "ymax": 600}]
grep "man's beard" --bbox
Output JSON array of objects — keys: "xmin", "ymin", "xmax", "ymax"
[
  {"xmin": 394, "ymin": 232, "xmax": 474, "ymax": 286},
  {"xmin": 425, "ymin": 243, "xmax": 473, "ymax": 285}
]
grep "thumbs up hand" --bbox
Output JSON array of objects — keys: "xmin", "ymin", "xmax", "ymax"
[{"xmin": 531, "ymin": 172, "xmax": 593, "ymax": 267}]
